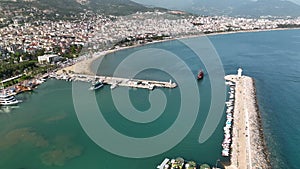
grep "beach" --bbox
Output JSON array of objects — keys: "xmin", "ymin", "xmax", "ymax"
[
  {"xmin": 225, "ymin": 75, "xmax": 270, "ymax": 169},
  {"xmin": 56, "ymin": 50, "xmax": 111, "ymax": 75}
]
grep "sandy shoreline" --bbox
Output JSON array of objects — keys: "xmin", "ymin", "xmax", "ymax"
[
  {"xmin": 56, "ymin": 27, "xmax": 300, "ymax": 76},
  {"xmin": 225, "ymin": 75, "xmax": 270, "ymax": 169}
]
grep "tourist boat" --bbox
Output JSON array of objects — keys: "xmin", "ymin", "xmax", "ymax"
[
  {"xmin": 0, "ymin": 93, "xmax": 21, "ymax": 106},
  {"xmin": 197, "ymin": 69, "xmax": 204, "ymax": 80},
  {"xmin": 89, "ymin": 81, "xmax": 104, "ymax": 90}
]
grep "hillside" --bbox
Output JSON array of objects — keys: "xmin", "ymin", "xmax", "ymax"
[{"xmin": 0, "ymin": 0, "xmax": 163, "ymax": 20}]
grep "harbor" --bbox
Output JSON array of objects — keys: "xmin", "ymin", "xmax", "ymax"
[
  {"xmin": 224, "ymin": 69, "xmax": 270, "ymax": 169},
  {"xmin": 0, "ymin": 74, "xmax": 49, "ymax": 106},
  {"xmin": 0, "ymin": 70, "xmax": 177, "ymax": 106}
]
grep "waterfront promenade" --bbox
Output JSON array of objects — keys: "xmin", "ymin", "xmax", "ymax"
[{"xmin": 225, "ymin": 75, "xmax": 270, "ymax": 169}]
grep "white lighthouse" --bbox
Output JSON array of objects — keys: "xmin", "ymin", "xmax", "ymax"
[{"xmin": 237, "ymin": 67, "xmax": 243, "ymax": 78}]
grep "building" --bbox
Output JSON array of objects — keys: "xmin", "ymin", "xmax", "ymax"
[
  {"xmin": 237, "ymin": 67, "xmax": 243, "ymax": 78},
  {"xmin": 37, "ymin": 54, "xmax": 59, "ymax": 64}
]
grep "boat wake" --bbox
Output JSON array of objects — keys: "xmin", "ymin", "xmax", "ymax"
[{"xmin": 0, "ymin": 106, "xmax": 20, "ymax": 113}]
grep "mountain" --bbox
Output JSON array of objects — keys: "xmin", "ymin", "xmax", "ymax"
[
  {"xmin": 36, "ymin": 0, "xmax": 153, "ymax": 15},
  {"xmin": 133, "ymin": 0, "xmax": 300, "ymax": 17},
  {"xmin": 0, "ymin": 0, "xmax": 163, "ymax": 18},
  {"xmin": 189, "ymin": 0, "xmax": 250, "ymax": 16},
  {"xmin": 231, "ymin": 0, "xmax": 300, "ymax": 17}
]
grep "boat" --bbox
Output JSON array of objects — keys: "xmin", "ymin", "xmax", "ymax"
[
  {"xmin": 0, "ymin": 93, "xmax": 21, "ymax": 106},
  {"xmin": 197, "ymin": 69, "xmax": 204, "ymax": 80},
  {"xmin": 89, "ymin": 81, "xmax": 104, "ymax": 90},
  {"xmin": 148, "ymin": 84, "xmax": 155, "ymax": 90},
  {"xmin": 110, "ymin": 83, "xmax": 118, "ymax": 90}
]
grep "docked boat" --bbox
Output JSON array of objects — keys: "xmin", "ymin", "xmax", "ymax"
[
  {"xmin": 110, "ymin": 83, "xmax": 118, "ymax": 90},
  {"xmin": 89, "ymin": 81, "xmax": 104, "ymax": 90},
  {"xmin": 148, "ymin": 84, "xmax": 155, "ymax": 90},
  {"xmin": 197, "ymin": 69, "xmax": 204, "ymax": 80},
  {"xmin": 0, "ymin": 93, "xmax": 20, "ymax": 106}
]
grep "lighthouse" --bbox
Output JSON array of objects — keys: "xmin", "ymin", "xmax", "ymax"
[{"xmin": 237, "ymin": 67, "xmax": 243, "ymax": 78}]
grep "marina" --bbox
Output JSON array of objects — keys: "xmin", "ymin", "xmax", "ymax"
[
  {"xmin": 0, "ymin": 74, "xmax": 49, "ymax": 95},
  {"xmin": 221, "ymin": 81, "xmax": 235, "ymax": 157}
]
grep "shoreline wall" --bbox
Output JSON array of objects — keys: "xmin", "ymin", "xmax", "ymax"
[{"xmin": 225, "ymin": 75, "xmax": 270, "ymax": 169}]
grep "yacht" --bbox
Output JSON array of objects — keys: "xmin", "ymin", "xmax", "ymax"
[
  {"xmin": 89, "ymin": 81, "xmax": 104, "ymax": 90},
  {"xmin": 0, "ymin": 93, "xmax": 20, "ymax": 106}
]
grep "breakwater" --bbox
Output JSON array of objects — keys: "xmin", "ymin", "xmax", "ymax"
[
  {"xmin": 224, "ymin": 75, "xmax": 270, "ymax": 169},
  {"xmin": 51, "ymin": 73, "xmax": 177, "ymax": 90}
]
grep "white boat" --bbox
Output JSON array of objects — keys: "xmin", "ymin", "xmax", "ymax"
[
  {"xmin": 110, "ymin": 83, "xmax": 118, "ymax": 90},
  {"xmin": 0, "ymin": 105, "xmax": 20, "ymax": 113},
  {"xmin": 89, "ymin": 81, "xmax": 104, "ymax": 90},
  {"xmin": 0, "ymin": 93, "xmax": 21, "ymax": 106},
  {"xmin": 148, "ymin": 84, "xmax": 155, "ymax": 90}
]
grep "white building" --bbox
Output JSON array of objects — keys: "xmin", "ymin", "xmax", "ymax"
[
  {"xmin": 237, "ymin": 67, "xmax": 243, "ymax": 78},
  {"xmin": 37, "ymin": 54, "xmax": 59, "ymax": 64}
]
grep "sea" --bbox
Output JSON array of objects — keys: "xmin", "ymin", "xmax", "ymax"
[{"xmin": 0, "ymin": 29, "xmax": 300, "ymax": 169}]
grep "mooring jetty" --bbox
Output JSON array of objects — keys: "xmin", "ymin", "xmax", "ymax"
[
  {"xmin": 224, "ymin": 69, "xmax": 270, "ymax": 169},
  {"xmin": 52, "ymin": 73, "xmax": 177, "ymax": 90}
]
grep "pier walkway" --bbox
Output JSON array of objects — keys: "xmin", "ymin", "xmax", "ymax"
[
  {"xmin": 224, "ymin": 75, "xmax": 270, "ymax": 169},
  {"xmin": 65, "ymin": 73, "xmax": 177, "ymax": 90}
]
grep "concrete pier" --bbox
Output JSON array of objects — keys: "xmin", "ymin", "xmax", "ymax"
[
  {"xmin": 224, "ymin": 75, "xmax": 270, "ymax": 169},
  {"xmin": 57, "ymin": 73, "xmax": 177, "ymax": 90}
]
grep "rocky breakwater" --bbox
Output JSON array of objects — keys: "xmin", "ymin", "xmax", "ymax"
[{"xmin": 224, "ymin": 75, "xmax": 270, "ymax": 169}]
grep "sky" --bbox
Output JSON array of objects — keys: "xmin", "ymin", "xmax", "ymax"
[
  {"xmin": 290, "ymin": 0, "xmax": 300, "ymax": 5},
  {"xmin": 132, "ymin": 0, "xmax": 300, "ymax": 8},
  {"xmin": 131, "ymin": 0, "xmax": 194, "ymax": 9}
]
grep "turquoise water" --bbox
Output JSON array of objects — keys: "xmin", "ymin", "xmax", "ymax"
[
  {"xmin": 1, "ymin": 29, "xmax": 300, "ymax": 169},
  {"xmin": 209, "ymin": 29, "xmax": 300, "ymax": 169}
]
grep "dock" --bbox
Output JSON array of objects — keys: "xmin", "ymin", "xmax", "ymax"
[{"xmin": 54, "ymin": 73, "xmax": 177, "ymax": 90}]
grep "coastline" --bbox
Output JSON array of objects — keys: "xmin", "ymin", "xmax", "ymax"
[
  {"xmin": 225, "ymin": 75, "xmax": 271, "ymax": 169},
  {"xmin": 56, "ymin": 27, "xmax": 300, "ymax": 76}
]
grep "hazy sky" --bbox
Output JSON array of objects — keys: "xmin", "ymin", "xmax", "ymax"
[
  {"xmin": 132, "ymin": 0, "xmax": 194, "ymax": 8},
  {"xmin": 132, "ymin": 0, "xmax": 300, "ymax": 7},
  {"xmin": 290, "ymin": 0, "xmax": 300, "ymax": 5}
]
